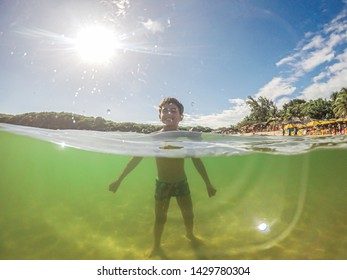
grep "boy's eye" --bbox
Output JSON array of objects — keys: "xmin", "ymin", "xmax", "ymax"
[{"xmin": 163, "ymin": 108, "xmax": 177, "ymax": 114}]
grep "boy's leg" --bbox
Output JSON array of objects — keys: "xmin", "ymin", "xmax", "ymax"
[
  {"xmin": 176, "ymin": 195, "xmax": 195, "ymax": 239},
  {"xmin": 152, "ymin": 198, "xmax": 170, "ymax": 251}
]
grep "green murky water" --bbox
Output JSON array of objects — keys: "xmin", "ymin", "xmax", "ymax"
[{"xmin": 0, "ymin": 130, "xmax": 346, "ymax": 260}]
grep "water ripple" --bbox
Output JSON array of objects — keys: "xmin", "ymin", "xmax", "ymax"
[{"xmin": 1, "ymin": 123, "xmax": 346, "ymax": 157}]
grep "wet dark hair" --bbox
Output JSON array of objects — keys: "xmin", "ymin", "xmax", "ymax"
[{"xmin": 158, "ymin": 97, "xmax": 184, "ymax": 115}]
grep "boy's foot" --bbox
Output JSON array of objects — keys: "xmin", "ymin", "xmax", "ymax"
[
  {"xmin": 146, "ymin": 246, "xmax": 168, "ymax": 259},
  {"xmin": 186, "ymin": 234, "xmax": 204, "ymax": 247}
]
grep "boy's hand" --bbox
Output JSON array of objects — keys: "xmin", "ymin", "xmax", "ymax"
[
  {"xmin": 109, "ymin": 180, "xmax": 121, "ymax": 193},
  {"xmin": 206, "ymin": 184, "xmax": 217, "ymax": 197}
]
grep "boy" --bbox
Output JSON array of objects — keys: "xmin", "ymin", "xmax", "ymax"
[{"xmin": 109, "ymin": 97, "xmax": 216, "ymax": 257}]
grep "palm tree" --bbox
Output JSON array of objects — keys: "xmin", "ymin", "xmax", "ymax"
[
  {"xmin": 304, "ymin": 98, "xmax": 334, "ymax": 120},
  {"xmin": 333, "ymin": 87, "xmax": 347, "ymax": 117},
  {"xmin": 279, "ymin": 99, "xmax": 306, "ymax": 121},
  {"xmin": 246, "ymin": 96, "xmax": 278, "ymax": 123},
  {"xmin": 330, "ymin": 91, "xmax": 339, "ymax": 102}
]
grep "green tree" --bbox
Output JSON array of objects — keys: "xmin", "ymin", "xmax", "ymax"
[
  {"xmin": 279, "ymin": 99, "xmax": 306, "ymax": 120},
  {"xmin": 330, "ymin": 91, "xmax": 339, "ymax": 102},
  {"xmin": 304, "ymin": 98, "xmax": 334, "ymax": 120},
  {"xmin": 236, "ymin": 115, "xmax": 254, "ymax": 129},
  {"xmin": 246, "ymin": 96, "xmax": 278, "ymax": 123},
  {"xmin": 333, "ymin": 87, "xmax": 347, "ymax": 117}
]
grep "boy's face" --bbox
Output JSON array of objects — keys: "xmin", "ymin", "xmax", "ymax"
[{"xmin": 159, "ymin": 102, "xmax": 183, "ymax": 129}]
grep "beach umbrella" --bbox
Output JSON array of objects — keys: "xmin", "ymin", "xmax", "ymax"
[
  {"xmin": 336, "ymin": 118, "xmax": 347, "ymax": 123},
  {"xmin": 321, "ymin": 119, "xmax": 335, "ymax": 125},
  {"xmin": 283, "ymin": 118, "xmax": 303, "ymax": 126},
  {"xmin": 305, "ymin": 120, "xmax": 321, "ymax": 127},
  {"xmin": 284, "ymin": 124, "xmax": 294, "ymax": 129}
]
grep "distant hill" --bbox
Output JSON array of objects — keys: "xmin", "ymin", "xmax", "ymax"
[{"xmin": 0, "ymin": 112, "xmax": 163, "ymax": 133}]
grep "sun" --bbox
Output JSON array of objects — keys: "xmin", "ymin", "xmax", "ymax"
[{"xmin": 74, "ymin": 25, "xmax": 118, "ymax": 64}]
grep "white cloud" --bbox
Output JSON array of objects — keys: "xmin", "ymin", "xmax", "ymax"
[
  {"xmin": 298, "ymin": 31, "xmax": 347, "ymax": 72},
  {"xmin": 300, "ymin": 68, "xmax": 347, "ymax": 100},
  {"xmin": 255, "ymin": 77, "xmax": 297, "ymax": 100},
  {"xmin": 324, "ymin": 8, "xmax": 347, "ymax": 33},
  {"xmin": 183, "ymin": 98, "xmax": 250, "ymax": 128},
  {"xmin": 276, "ymin": 96, "xmax": 291, "ymax": 109},
  {"xmin": 301, "ymin": 35, "xmax": 324, "ymax": 51},
  {"xmin": 300, "ymin": 48, "xmax": 347, "ymax": 100},
  {"xmin": 329, "ymin": 48, "xmax": 347, "ymax": 72},
  {"xmin": 276, "ymin": 54, "xmax": 297, "ymax": 67},
  {"xmin": 312, "ymin": 71, "xmax": 328, "ymax": 83},
  {"xmin": 300, "ymin": 47, "xmax": 335, "ymax": 72}
]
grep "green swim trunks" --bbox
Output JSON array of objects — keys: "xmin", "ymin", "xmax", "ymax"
[{"xmin": 155, "ymin": 178, "xmax": 190, "ymax": 201}]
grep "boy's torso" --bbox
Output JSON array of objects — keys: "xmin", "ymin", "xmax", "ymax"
[{"xmin": 155, "ymin": 157, "xmax": 186, "ymax": 182}]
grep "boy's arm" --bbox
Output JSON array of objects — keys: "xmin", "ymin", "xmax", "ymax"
[
  {"xmin": 109, "ymin": 157, "xmax": 143, "ymax": 193},
  {"xmin": 191, "ymin": 158, "xmax": 216, "ymax": 197}
]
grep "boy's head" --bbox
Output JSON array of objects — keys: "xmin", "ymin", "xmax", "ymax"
[
  {"xmin": 158, "ymin": 97, "xmax": 184, "ymax": 128},
  {"xmin": 158, "ymin": 97, "xmax": 184, "ymax": 115}
]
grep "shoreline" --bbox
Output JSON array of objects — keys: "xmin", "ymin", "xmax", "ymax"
[
  {"xmin": 240, "ymin": 130, "xmax": 345, "ymax": 137},
  {"xmin": 241, "ymin": 130, "xmax": 282, "ymax": 137}
]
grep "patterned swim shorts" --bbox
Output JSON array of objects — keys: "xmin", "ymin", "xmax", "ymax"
[{"xmin": 155, "ymin": 178, "xmax": 190, "ymax": 201}]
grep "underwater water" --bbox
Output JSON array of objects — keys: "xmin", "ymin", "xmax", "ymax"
[{"xmin": 0, "ymin": 124, "xmax": 346, "ymax": 260}]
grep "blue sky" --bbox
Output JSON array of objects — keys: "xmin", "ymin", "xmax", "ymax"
[{"xmin": 0, "ymin": 0, "xmax": 346, "ymax": 128}]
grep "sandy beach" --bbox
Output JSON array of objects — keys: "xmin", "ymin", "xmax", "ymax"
[
  {"xmin": 242, "ymin": 130, "xmax": 283, "ymax": 136},
  {"xmin": 241, "ymin": 130, "xmax": 345, "ymax": 137}
]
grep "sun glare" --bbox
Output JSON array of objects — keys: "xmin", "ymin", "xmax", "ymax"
[{"xmin": 75, "ymin": 26, "xmax": 118, "ymax": 64}]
